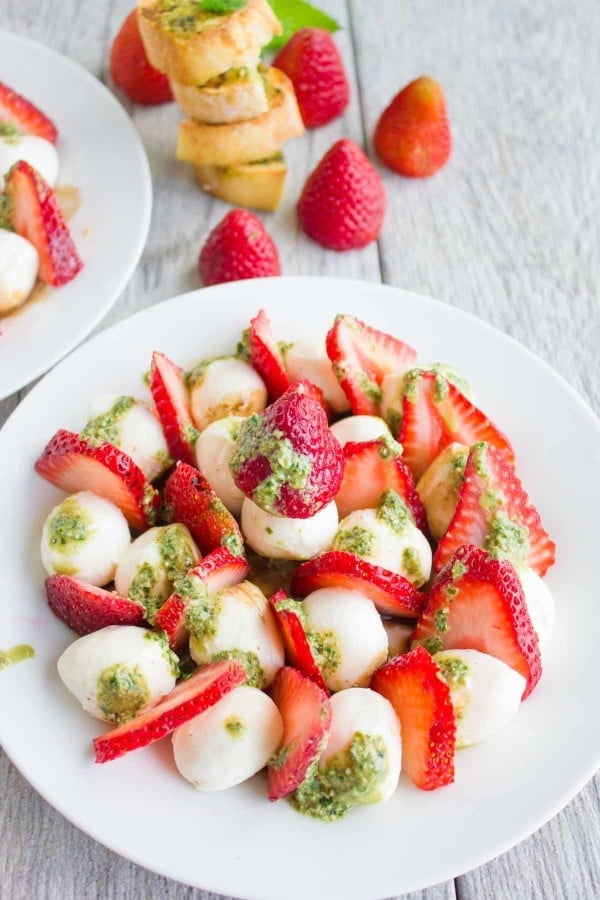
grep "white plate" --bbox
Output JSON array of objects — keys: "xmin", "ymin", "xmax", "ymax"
[
  {"xmin": 1, "ymin": 277, "xmax": 599, "ymax": 900},
  {"xmin": 0, "ymin": 31, "xmax": 152, "ymax": 400}
]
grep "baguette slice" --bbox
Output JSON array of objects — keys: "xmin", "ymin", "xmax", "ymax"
[
  {"xmin": 195, "ymin": 155, "xmax": 287, "ymax": 210},
  {"xmin": 171, "ymin": 65, "xmax": 269, "ymax": 123},
  {"xmin": 137, "ymin": 0, "xmax": 281, "ymax": 86},
  {"xmin": 177, "ymin": 68, "xmax": 304, "ymax": 166}
]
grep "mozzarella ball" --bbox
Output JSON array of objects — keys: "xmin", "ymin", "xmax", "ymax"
[
  {"xmin": 57, "ymin": 625, "xmax": 177, "ymax": 724},
  {"xmin": 416, "ymin": 443, "xmax": 469, "ymax": 540},
  {"xmin": 0, "ymin": 133, "xmax": 59, "ymax": 190},
  {"xmin": 434, "ymin": 649, "xmax": 526, "ymax": 748},
  {"xmin": 195, "ymin": 415, "xmax": 246, "ymax": 515},
  {"xmin": 383, "ymin": 620, "xmax": 414, "ymax": 659},
  {"xmin": 188, "ymin": 580, "xmax": 284, "ymax": 688},
  {"xmin": 517, "ymin": 566, "xmax": 555, "ymax": 652},
  {"xmin": 285, "ymin": 334, "xmax": 350, "ymax": 414},
  {"xmin": 189, "ymin": 357, "xmax": 267, "ymax": 432},
  {"xmin": 302, "ymin": 588, "xmax": 388, "ymax": 692},
  {"xmin": 173, "ymin": 685, "xmax": 283, "ymax": 790},
  {"xmin": 241, "ymin": 497, "xmax": 338, "ymax": 560},
  {"xmin": 0, "ymin": 230, "xmax": 39, "ymax": 314},
  {"xmin": 330, "ymin": 415, "xmax": 391, "ymax": 447},
  {"xmin": 41, "ymin": 491, "xmax": 130, "ymax": 586}
]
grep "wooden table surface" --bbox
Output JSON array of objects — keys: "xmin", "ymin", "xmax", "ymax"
[{"xmin": 2, "ymin": 2, "xmax": 600, "ymax": 898}]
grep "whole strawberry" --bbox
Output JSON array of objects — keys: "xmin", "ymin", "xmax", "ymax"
[
  {"xmin": 374, "ymin": 76, "xmax": 451, "ymax": 177},
  {"xmin": 297, "ymin": 139, "xmax": 386, "ymax": 251},
  {"xmin": 199, "ymin": 209, "xmax": 281, "ymax": 286},
  {"xmin": 110, "ymin": 11, "xmax": 173, "ymax": 105},
  {"xmin": 273, "ymin": 28, "xmax": 349, "ymax": 128}
]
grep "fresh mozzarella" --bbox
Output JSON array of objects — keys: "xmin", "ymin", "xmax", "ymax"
[
  {"xmin": 383, "ymin": 620, "xmax": 413, "ymax": 659},
  {"xmin": 517, "ymin": 566, "xmax": 555, "ymax": 652},
  {"xmin": 195, "ymin": 415, "xmax": 246, "ymax": 515},
  {"xmin": 241, "ymin": 497, "xmax": 338, "ymax": 560},
  {"xmin": 173, "ymin": 685, "xmax": 283, "ymax": 790},
  {"xmin": 0, "ymin": 230, "xmax": 39, "ymax": 315},
  {"xmin": 57, "ymin": 625, "xmax": 177, "ymax": 724},
  {"xmin": 189, "ymin": 357, "xmax": 267, "ymax": 432},
  {"xmin": 416, "ymin": 442, "xmax": 469, "ymax": 540},
  {"xmin": 0, "ymin": 133, "xmax": 59, "ymax": 190},
  {"xmin": 41, "ymin": 490, "xmax": 130, "ymax": 586},
  {"xmin": 284, "ymin": 334, "xmax": 350, "ymax": 414},
  {"xmin": 330, "ymin": 415, "xmax": 391, "ymax": 447}
]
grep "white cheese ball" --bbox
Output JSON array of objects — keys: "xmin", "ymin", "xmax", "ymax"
[
  {"xmin": 517, "ymin": 566, "xmax": 555, "ymax": 653},
  {"xmin": 434, "ymin": 649, "xmax": 526, "ymax": 748},
  {"xmin": 41, "ymin": 490, "xmax": 130, "ymax": 586},
  {"xmin": 416, "ymin": 442, "xmax": 469, "ymax": 540},
  {"xmin": 195, "ymin": 415, "xmax": 246, "ymax": 515},
  {"xmin": 188, "ymin": 580, "xmax": 284, "ymax": 688},
  {"xmin": 0, "ymin": 230, "xmax": 39, "ymax": 314},
  {"xmin": 57, "ymin": 625, "xmax": 177, "ymax": 724},
  {"xmin": 329, "ymin": 415, "xmax": 391, "ymax": 447},
  {"xmin": 285, "ymin": 334, "xmax": 350, "ymax": 414},
  {"xmin": 383, "ymin": 620, "xmax": 414, "ymax": 659},
  {"xmin": 241, "ymin": 497, "xmax": 338, "ymax": 561},
  {"xmin": 189, "ymin": 357, "xmax": 267, "ymax": 432},
  {"xmin": 173, "ymin": 685, "xmax": 283, "ymax": 790},
  {"xmin": 0, "ymin": 134, "xmax": 59, "ymax": 190},
  {"xmin": 302, "ymin": 588, "xmax": 388, "ymax": 692}
]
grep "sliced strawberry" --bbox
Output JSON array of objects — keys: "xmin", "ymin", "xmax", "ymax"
[
  {"xmin": 45, "ymin": 575, "xmax": 144, "ymax": 635},
  {"xmin": 247, "ymin": 309, "xmax": 289, "ymax": 401},
  {"xmin": 0, "ymin": 82, "xmax": 58, "ymax": 143},
  {"xmin": 371, "ymin": 645, "xmax": 456, "ymax": 790},
  {"xmin": 325, "ymin": 314, "xmax": 417, "ymax": 415},
  {"xmin": 267, "ymin": 666, "xmax": 331, "ymax": 801},
  {"xmin": 5, "ymin": 161, "xmax": 82, "ymax": 286},
  {"xmin": 433, "ymin": 442, "xmax": 555, "ymax": 576},
  {"xmin": 413, "ymin": 545, "xmax": 542, "ymax": 698},
  {"xmin": 150, "ymin": 351, "xmax": 197, "ymax": 466},
  {"xmin": 291, "ymin": 551, "xmax": 427, "ymax": 618},
  {"xmin": 34, "ymin": 429, "xmax": 160, "ymax": 531},
  {"xmin": 269, "ymin": 590, "xmax": 329, "ymax": 693},
  {"xmin": 93, "ymin": 658, "xmax": 245, "ymax": 763}
]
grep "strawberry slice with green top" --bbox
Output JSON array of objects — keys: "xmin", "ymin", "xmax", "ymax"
[
  {"xmin": 150, "ymin": 351, "xmax": 197, "ymax": 466},
  {"xmin": 45, "ymin": 575, "xmax": 145, "ymax": 635},
  {"xmin": 269, "ymin": 590, "xmax": 329, "ymax": 693},
  {"xmin": 0, "ymin": 82, "xmax": 58, "ymax": 143},
  {"xmin": 325, "ymin": 314, "xmax": 417, "ymax": 415},
  {"xmin": 433, "ymin": 442, "xmax": 555, "ymax": 576},
  {"xmin": 245, "ymin": 309, "xmax": 289, "ymax": 401}
]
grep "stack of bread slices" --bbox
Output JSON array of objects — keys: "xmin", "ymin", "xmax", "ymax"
[{"xmin": 137, "ymin": 0, "xmax": 305, "ymax": 210}]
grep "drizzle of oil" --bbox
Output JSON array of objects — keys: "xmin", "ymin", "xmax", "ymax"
[
  {"xmin": 0, "ymin": 644, "xmax": 35, "ymax": 670},
  {"xmin": 246, "ymin": 550, "xmax": 298, "ymax": 597}
]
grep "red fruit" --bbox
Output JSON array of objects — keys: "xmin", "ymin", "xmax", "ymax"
[
  {"xmin": 297, "ymin": 139, "xmax": 386, "ymax": 251},
  {"xmin": 45, "ymin": 575, "xmax": 144, "ymax": 635},
  {"xmin": 5, "ymin": 161, "xmax": 82, "ymax": 287},
  {"xmin": 93, "ymin": 659, "xmax": 245, "ymax": 763},
  {"xmin": 413, "ymin": 545, "xmax": 542, "ymax": 698},
  {"xmin": 267, "ymin": 666, "xmax": 331, "ymax": 801},
  {"xmin": 0, "ymin": 81, "xmax": 58, "ymax": 143},
  {"xmin": 273, "ymin": 27, "xmax": 349, "ymax": 128},
  {"xmin": 150, "ymin": 351, "xmax": 196, "ymax": 466},
  {"xmin": 230, "ymin": 381, "xmax": 344, "ymax": 518},
  {"xmin": 326, "ymin": 314, "xmax": 416, "ymax": 415},
  {"xmin": 198, "ymin": 209, "xmax": 281, "ymax": 286},
  {"xmin": 109, "ymin": 11, "xmax": 173, "ymax": 105},
  {"xmin": 269, "ymin": 590, "xmax": 329, "ymax": 693},
  {"xmin": 374, "ymin": 76, "xmax": 451, "ymax": 178},
  {"xmin": 247, "ymin": 309, "xmax": 289, "ymax": 400},
  {"xmin": 371, "ymin": 645, "xmax": 456, "ymax": 790},
  {"xmin": 35, "ymin": 429, "xmax": 160, "ymax": 531},
  {"xmin": 434, "ymin": 442, "xmax": 555, "ymax": 576},
  {"xmin": 291, "ymin": 379, "xmax": 329, "ymax": 418}
]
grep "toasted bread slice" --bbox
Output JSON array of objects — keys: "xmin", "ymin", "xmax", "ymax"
[
  {"xmin": 176, "ymin": 68, "xmax": 304, "ymax": 166},
  {"xmin": 195, "ymin": 155, "xmax": 287, "ymax": 210},
  {"xmin": 137, "ymin": 0, "xmax": 281, "ymax": 86},
  {"xmin": 171, "ymin": 65, "xmax": 269, "ymax": 123}
]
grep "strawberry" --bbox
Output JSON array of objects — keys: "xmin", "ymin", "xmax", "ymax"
[
  {"xmin": 297, "ymin": 139, "xmax": 386, "ymax": 251},
  {"xmin": 164, "ymin": 461, "xmax": 245, "ymax": 557},
  {"xmin": 374, "ymin": 76, "xmax": 451, "ymax": 178},
  {"xmin": 0, "ymin": 82, "xmax": 58, "ymax": 144},
  {"xmin": 109, "ymin": 10, "xmax": 173, "ymax": 105},
  {"xmin": 434, "ymin": 442, "xmax": 555, "ymax": 576},
  {"xmin": 269, "ymin": 590, "xmax": 329, "ymax": 693},
  {"xmin": 35, "ymin": 429, "xmax": 160, "ymax": 531},
  {"xmin": 273, "ymin": 28, "xmax": 349, "ymax": 128},
  {"xmin": 45, "ymin": 575, "xmax": 144, "ymax": 635},
  {"xmin": 229, "ymin": 381, "xmax": 344, "ymax": 518},
  {"xmin": 399, "ymin": 369, "xmax": 514, "ymax": 481},
  {"xmin": 156, "ymin": 547, "xmax": 250, "ymax": 649},
  {"xmin": 292, "ymin": 379, "xmax": 329, "ymax": 418},
  {"xmin": 291, "ymin": 551, "xmax": 427, "ymax": 618},
  {"xmin": 371, "ymin": 645, "xmax": 456, "ymax": 790},
  {"xmin": 247, "ymin": 309, "xmax": 288, "ymax": 401},
  {"xmin": 150, "ymin": 351, "xmax": 196, "ymax": 466},
  {"xmin": 93, "ymin": 658, "xmax": 245, "ymax": 763},
  {"xmin": 198, "ymin": 209, "xmax": 281, "ymax": 287},
  {"xmin": 267, "ymin": 666, "xmax": 331, "ymax": 801},
  {"xmin": 413, "ymin": 545, "xmax": 542, "ymax": 698},
  {"xmin": 325, "ymin": 314, "xmax": 416, "ymax": 415},
  {"xmin": 5, "ymin": 161, "xmax": 82, "ymax": 286}
]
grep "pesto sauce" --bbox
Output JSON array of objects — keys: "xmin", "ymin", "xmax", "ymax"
[
  {"xmin": 436, "ymin": 655, "xmax": 469, "ymax": 688},
  {"xmin": 402, "ymin": 546, "xmax": 423, "ymax": 581},
  {"xmin": 225, "ymin": 715, "xmax": 246, "ymax": 738},
  {"xmin": 128, "ymin": 525, "xmax": 197, "ymax": 623},
  {"xmin": 306, "ymin": 628, "xmax": 340, "ymax": 676},
  {"xmin": 332, "ymin": 525, "xmax": 374, "ymax": 557},
  {"xmin": 144, "ymin": 629, "xmax": 180, "ymax": 678},
  {"xmin": 128, "ymin": 562, "xmax": 160, "ymax": 621},
  {"xmin": 221, "ymin": 529, "xmax": 245, "ymax": 558},
  {"xmin": 376, "ymin": 489, "xmax": 413, "ymax": 534},
  {"xmin": 211, "ymin": 648, "xmax": 265, "ymax": 688},
  {"xmin": 236, "ymin": 328, "xmax": 251, "ymax": 362},
  {"xmin": 80, "ymin": 396, "xmax": 135, "ymax": 447},
  {"xmin": 0, "ymin": 644, "xmax": 34, "ymax": 670},
  {"xmin": 387, "ymin": 408, "xmax": 402, "ymax": 439},
  {"xmin": 159, "ymin": 524, "xmax": 198, "ymax": 585},
  {"xmin": 181, "ymin": 579, "xmax": 221, "ymax": 639},
  {"xmin": 154, "ymin": 0, "xmax": 244, "ymax": 38},
  {"xmin": 484, "ymin": 512, "xmax": 529, "ymax": 566},
  {"xmin": 427, "ymin": 363, "xmax": 471, "ymax": 398},
  {"xmin": 434, "ymin": 606, "xmax": 450, "ymax": 634},
  {"xmin": 46, "ymin": 497, "xmax": 91, "ymax": 553},
  {"xmin": 422, "ymin": 635, "xmax": 444, "ymax": 655},
  {"xmin": 0, "ymin": 191, "xmax": 14, "ymax": 231},
  {"xmin": 96, "ymin": 662, "xmax": 150, "ymax": 724}
]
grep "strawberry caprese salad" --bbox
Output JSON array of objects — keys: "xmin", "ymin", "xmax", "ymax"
[{"xmin": 33, "ymin": 309, "xmax": 555, "ymax": 821}]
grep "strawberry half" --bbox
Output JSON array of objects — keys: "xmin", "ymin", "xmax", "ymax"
[
  {"xmin": 150, "ymin": 351, "xmax": 197, "ymax": 466},
  {"xmin": 269, "ymin": 590, "xmax": 328, "ymax": 693},
  {"xmin": 35, "ymin": 429, "xmax": 160, "ymax": 531},
  {"xmin": 45, "ymin": 575, "xmax": 144, "ymax": 635},
  {"xmin": 93, "ymin": 658, "xmax": 246, "ymax": 763},
  {"xmin": 0, "ymin": 82, "xmax": 58, "ymax": 143},
  {"xmin": 371, "ymin": 645, "xmax": 456, "ymax": 790},
  {"xmin": 413, "ymin": 545, "xmax": 542, "ymax": 698},
  {"xmin": 267, "ymin": 666, "xmax": 332, "ymax": 801},
  {"xmin": 433, "ymin": 442, "xmax": 556, "ymax": 576},
  {"xmin": 5, "ymin": 161, "xmax": 82, "ymax": 286},
  {"xmin": 291, "ymin": 551, "xmax": 427, "ymax": 618},
  {"xmin": 326, "ymin": 314, "xmax": 416, "ymax": 415},
  {"xmin": 247, "ymin": 309, "xmax": 289, "ymax": 401}
]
